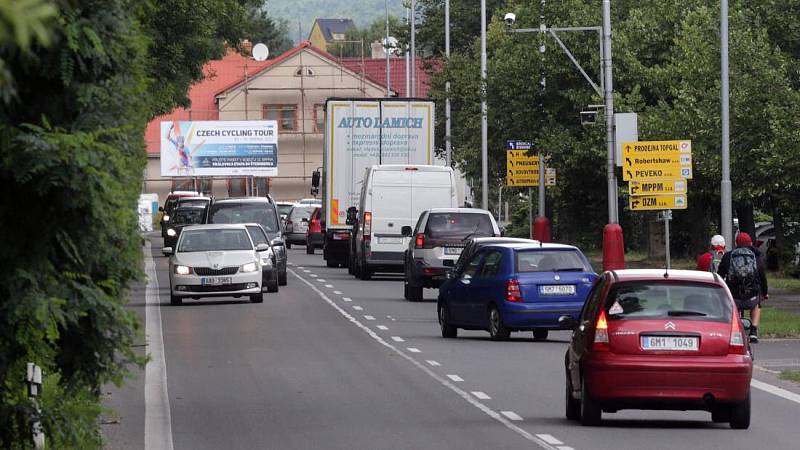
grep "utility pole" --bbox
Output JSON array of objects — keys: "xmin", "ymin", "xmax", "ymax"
[
  {"xmin": 720, "ymin": 0, "xmax": 733, "ymax": 249},
  {"xmin": 410, "ymin": 0, "xmax": 416, "ymax": 96},
  {"xmin": 480, "ymin": 0, "xmax": 488, "ymax": 210},
  {"xmin": 385, "ymin": 0, "xmax": 390, "ymax": 97},
  {"xmin": 445, "ymin": 0, "xmax": 452, "ymax": 166},
  {"xmin": 602, "ymin": 0, "xmax": 616, "ymax": 224}
]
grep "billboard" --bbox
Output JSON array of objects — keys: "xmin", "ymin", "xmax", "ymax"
[{"xmin": 160, "ymin": 120, "xmax": 278, "ymax": 177}]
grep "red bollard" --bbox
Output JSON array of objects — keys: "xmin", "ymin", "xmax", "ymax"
[
  {"xmin": 533, "ymin": 216, "xmax": 551, "ymax": 243},
  {"xmin": 602, "ymin": 223, "xmax": 625, "ymax": 271}
]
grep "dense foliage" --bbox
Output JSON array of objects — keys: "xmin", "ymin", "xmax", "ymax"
[
  {"xmin": 0, "ymin": 0, "xmax": 288, "ymax": 447},
  {"xmin": 420, "ymin": 0, "xmax": 800, "ymax": 262}
]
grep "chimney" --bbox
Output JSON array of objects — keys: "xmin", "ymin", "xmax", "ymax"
[
  {"xmin": 371, "ymin": 41, "xmax": 386, "ymax": 59},
  {"xmin": 241, "ymin": 39, "xmax": 253, "ymax": 56}
]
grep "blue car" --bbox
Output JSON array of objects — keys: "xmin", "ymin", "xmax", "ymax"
[{"xmin": 437, "ymin": 243, "xmax": 597, "ymax": 341}]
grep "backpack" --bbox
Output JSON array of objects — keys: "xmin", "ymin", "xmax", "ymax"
[
  {"xmin": 725, "ymin": 247, "xmax": 761, "ymax": 305},
  {"xmin": 709, "ymin": 251, "xmax": 724, "ymax": 273}
]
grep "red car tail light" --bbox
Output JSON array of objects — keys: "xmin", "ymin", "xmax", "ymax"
[
  {"xmin": 505, "ymin": 279, "xmax": 522, "ymax": 302},
  {"xmin": 592, "ymin": 310, "xmax": 610, "ymax": 352},
  {"xmin": 415, "ymin": 233, "xmax": 425, "ymax": 248},
  {"xmin": 363, "ymin": 212, "xmax": 372, "ymax": 241},
  {"xmin": 729, "ymin": 318, "xmax": 747, "ymax": 355}
]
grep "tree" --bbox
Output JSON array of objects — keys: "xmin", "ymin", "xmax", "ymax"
[{"xmin": 328, "ymin": 16, "xmax": 405, "ymax": 58}]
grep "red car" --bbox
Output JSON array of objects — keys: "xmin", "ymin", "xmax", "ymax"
[
  {"xmin": 305, "ymin": 207, "xmax": 324, "ymax": 254},
  {"xmin": 561, "ymin": 269, "xmax": 753, "ymax": 428}
]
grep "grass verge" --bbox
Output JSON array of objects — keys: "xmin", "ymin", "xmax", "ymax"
[
  {"xmin": 768, "ymin": 275, "xmax": 800, "ymax": 294},
  {"xmin": 779, "ymin": 371, "xmax": 800, "ymax": 384},
  {"xmin": 759, "ymin": 307, "xmax": 800, "ymax": 338}
]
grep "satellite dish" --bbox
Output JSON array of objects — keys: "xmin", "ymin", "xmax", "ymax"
[{"xmin": 252, "ymin": 43, "xmax": 269, "ymax": 61}]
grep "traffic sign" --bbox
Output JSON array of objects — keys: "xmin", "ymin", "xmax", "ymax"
[
  {"xmin": 506, "ymin": 150, "xmax": 554, "ymax": 186},
  {"xmin": 622, "ymin": 140, "xmax": 693, "ymax": 181},
  {"xmin": 629, "ymin": 179, "xmax": 687, "ymax": 196},
  {"xmin": 506, "ymin": 140, "xmax": 532, "ymax": 150},
  {"xmin": 629, "ymin": 194, "xmax": 687, "ymax": 211}
]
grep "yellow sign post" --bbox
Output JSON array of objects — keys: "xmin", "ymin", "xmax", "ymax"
[
  {"xmin": 629, "ymin": 179, "xmax": 687, "ymax": 196},
  {"xmin": 506, "ymin": 151, "xmax": 555, "ymax": 187},
  {"xmin": 629, "ymin": 194, "xmax": 687, "ymax": 211},
  {"xmin": 622, "ymin": 140, "xmax": 692, "ymax": 181}
]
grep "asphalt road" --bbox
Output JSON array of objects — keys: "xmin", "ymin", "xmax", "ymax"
[{"xmin": 102, "ymin": 235, "xmax": 800, "ymax": 449}]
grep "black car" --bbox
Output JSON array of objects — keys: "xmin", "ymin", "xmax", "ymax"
[
  {"xmin": 163, "ymin": 205, "xmax": 206, "ymax": 251},
  {"xmin": 205, "ymin": 197, "xmax": 288, "ymax": 286}
]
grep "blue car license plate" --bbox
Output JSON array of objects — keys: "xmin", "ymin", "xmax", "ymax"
[
  {"xmin": 539, "ymin": 285, "xmax": 576, "ymax": 295},
  {"xmin": 201, "ymin": 277, "xmax": 232, "ymax": 286}
]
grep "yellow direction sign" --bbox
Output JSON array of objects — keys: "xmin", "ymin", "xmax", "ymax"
[
  {"xmin": 629, "ymin": 179, "xmax": 687, "ymax": 196},
  {"xmin": 629, "ymin": 194, "xmax": 687, "ymax": 211},
  {"xmin": 506, "ymin": 151, "xmax": 555, "ymax": 187},
  {"xmin": 622, "ymin": 140, "xmax": 692, "ymax": 181}
]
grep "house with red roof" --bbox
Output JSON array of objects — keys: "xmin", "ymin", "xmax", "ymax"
[{"xmin": 143, "ymin": 41, "xmax": 435, "ymax": 201}]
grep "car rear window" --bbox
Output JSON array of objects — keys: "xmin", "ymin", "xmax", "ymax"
[
  {"xmin": 246, "ymin": 225, "xmax": 269, "ymax": 246},
  {"xmin": 208, "ymin": 202, "xmax": 279, "ymax": 233},
  {"xmin": 178, "ymin": 229, "xmax": 253, "ymax": 252},
  {"xmin": 178, "ymin": 199, "xmax": 208, "ymax": 208},
  {"xmin": 173, "ymin": 208, "xmax": 205, "ymax": 225},
  {"xmin": 425, "ymin": 213, "xmax": 494, "ymax": 239},
  {"xmin": 289, "ymin": 206, "xmax": 314, "ymax": 221},
  {"xmin": 515, "ymin": 250, "xmax": 591, "ymax": 273},
  {"xmin": 605, "ymin": 281, "xmax": 732, "ymax": 322}
]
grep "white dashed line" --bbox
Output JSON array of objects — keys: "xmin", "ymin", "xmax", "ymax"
[
  {"xmin": 426, "ymin": 360, "xmax": 440, "ymax": 367},
  {"xmin": 288, "ymin": 268, "xmax": 561, "ymax": 450},
  {"xmin": 537, "ymin": 435, "xmax": 563, "ymax": 445},
  {"xmin": 376, "ymin": 325, "xmax": 388, "ymax": 330},
  {"xmin": 309, "ymin": 273, "xmax": 317, "ymax": 277},
  {"xmin": 302, "ymin": 269, "xmax": 310, "ymax": 273},
  {"xmin": 501, "ymin": 411, "xmax": 523, "ymax": 421},
  {"xmin": 325, "ymin": 284, "xmax": 334, "ymax": 288},
  {"xmin": 471, "ymin": 391, "xmax": 491, "ymax": 400},
  {"xmin": 557, "ymin": 447, "xmax": 574, "ymax": 450},
  {"xmin": 391, "ymin": 336, "xmax": 405, "ymax": 342},
  {"xmin": 364, "ymin": 315, "xmax": 375, "ymax": 321},
  {"xmin": 342, "ymin": 297, "xmax": 352, "ymax": 302},
  {"xmin": 353, "ymin": 306, "xmax": 363, "ymax": 311},
  {"xmin": 333, "ymin": 291, "xmax": 342, "ymax": 295},
  {"xmin": 407, "ymin": 348, "xmax": 421, "ymax": 353},
  {"xmin": 446, "ymin": 374, "xmax": 464, "ymax": 382},
  {"xmin": 317, "ymin": 279, "xmax": 326, "ymax": 282}
]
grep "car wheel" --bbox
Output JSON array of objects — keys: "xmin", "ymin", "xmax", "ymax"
[
  {"xmin": 438, "ymin": 302, "xmax": 457, "ymax": 338},
  {"xmin": 580, "ymin": 377, "xmax": 602, "ymax": 426},
  {"xmin": 279, "ymin": 270, "xmax": 287, "ymax": 286},
  {"xmin": 488, "ymin": 306, "xmax": 510, "ymax": 341},
  {"xmin": 352, "ymin": 256, "xmax": 362, "ymax": 278},
  {"xmin": 306, "ymin": 242, "xmax": 314, "ymax": 254},
  {"xmin": 565, "ymin": 369, "xmax": 580, "ymax": 421},
  {"xmin": 250, "ymin": 293, "xmax": 263, "ymax": 303},
  {"xmin": 286, "ymin": 241, "xmax": 292, "ymax": 249},
  {"xmin": 326, "ymin": 260, "xmax": 337, "ymax": 268},
  {"xmin": 533, "ymin": 329, "xmax": 549, "ymax": 341},
  {"xmin": 359, "ymin": 260, "xmax": 372, "ymax": 280},
  {"xmin": 170, "ymin": 293, "xmax": 182, "ymax": 306},
  {"xmin": 266, "ymin": 276, "xmax": 279, "ymax": 293},
  {"xmin": 711, "ymin": 408, "xmax": 731, "ymax": 423},
  {"xmin": 729, "ymin": 390, "xmax": 751, "ymax": 429}
]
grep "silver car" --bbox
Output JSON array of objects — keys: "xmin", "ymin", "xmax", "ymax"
[
  {"xmin": 284, "ymin": 204, "xmax": 315, "ymax": 247},
  {"xmin": 164, "ymin": 224, "xmax": 269, "ymax": 305}
]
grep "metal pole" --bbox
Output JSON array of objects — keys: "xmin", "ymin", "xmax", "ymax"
[
  {"xmin": 664, "ymin": 210, "xmax": 672, "ymax": 269},
  {"xmin": 538, "ymin": 152, "xmax": 545, "ymax": 216},
  {"xmin": 720, "ymin": 0, "xmax": 733, "ymax": 250},
  {"xmin": 385, "ymin": 0, "xmax": 390, "ymax": 97},
  {"xmin": 538, "ymin": 1, "xmax": 546, "ymax": 218},
  {"xmin": 498, "ymin": 185, "xmax": 502, "ymax": 221},
  {"xmin": 410, "ymin": 0, "xmax": 416, "ymax": 97},
  {"xmin": 480, "ymin": 0, "xmax": 488, "ymax": 210},
  {"xmin": 445, "ymin": 0, "xmax": 452, "ymax": 166},
  {"xmin": 528, "ymin": 187, "xmax": 533, "ymax": 239},
  {"xmin": 405, "ymin": 7, "xmax": 410, "ymax": 96},
  {"xmin": 602, "ymin": 0, "xmax": 617, "ymax": 223}
]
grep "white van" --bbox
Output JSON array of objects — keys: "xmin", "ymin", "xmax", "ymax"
[{"xmin": 352, "ymin": 165, "xmax": 458, "ymax": 279}]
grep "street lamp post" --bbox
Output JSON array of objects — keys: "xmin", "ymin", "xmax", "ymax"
[
  {"xmin": 720, "ymin": 0, "xmax": 733, "ymax": 249},
  {"xmin": 410, "ymin": 0, "xmax": 416, "ymax": 97},
  {"xmin": 480, "ymin": 0, "xmax": 488, "ymax": 210},
  {"xmin": 445, "ymin": 0, "xmax": 452, "ymax": 167}
]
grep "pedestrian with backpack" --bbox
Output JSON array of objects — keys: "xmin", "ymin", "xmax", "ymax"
[
  {"xmin": 717, "ymin": 232, "xmax": 769, "ymax": 343},
  {"xmin": 696, "ymin": 234, "xmax": 726, "ymax": 272}
]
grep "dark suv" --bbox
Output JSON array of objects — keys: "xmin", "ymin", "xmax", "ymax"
[
  {"xmin": 402, "ymin": 208, "xmax": 501, "ymax": 301},
  {"xmin": 205, "ymin": 197, "xmax": 288, "ymax": 285}
]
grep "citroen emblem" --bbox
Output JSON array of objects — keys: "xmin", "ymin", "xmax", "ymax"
[
  {"xmin": 554, "ymin": 274, "xmax": 561, "ymax": 281},
  {"xmin": 664, "ymin": 322, "xmax": 676, "ymax": 330}
]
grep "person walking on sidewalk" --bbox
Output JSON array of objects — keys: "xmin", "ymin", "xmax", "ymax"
[
  {"xmin": 697, "ymin": 234, "xmax": 726, "ymax": 272},
  {"xmin": 717, "ymin": 232, "xmax": 769, "ymax": 343}
]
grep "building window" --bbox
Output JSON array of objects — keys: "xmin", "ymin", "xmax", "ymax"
[
  {"xmin": 263, "ymin": 104, "xmax": 297, "ymax": 132},
  {"xmin": 331, "ymin": 33, "xmax": 345, "ymax": 41},
  {"xmin": 314, "ymin": 104, "xmax": 325, "ymax": 133}
]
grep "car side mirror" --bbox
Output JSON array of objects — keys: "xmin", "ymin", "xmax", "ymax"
[
  {"xmin": 311, "ymin": 170, "xmax": 321, "ymax": 188},
  {"xmin": 401, "ymin": 226, "xmax": 413, "ymax": 237},
  {"xmin": 271, "ymin": 238, "xmax": 284, "ymax": 247},
  {"xmin": 740, "ymin": 318, "xmax": 752, "ymax": 333},
  {"xmin": 162, "ymin": 247, "xmax": 173, "ymax": 256},
  {"xmin": 558, "ymin": 315, "xmax": 578, "ymax": 330},
  {"xmin": 255, "ymin": 243, "xmax": 270, "ymax": 252},
  {"xmin": 158, "ymin": 206, "xmax": 164, "ymax": 212}
]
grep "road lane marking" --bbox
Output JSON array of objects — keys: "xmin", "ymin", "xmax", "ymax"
[
  {"xmin": 353, "ymin": 306, "xmax": 363, "ymax": 311},
  {"xmin": 144, "ymin": 241, "xmax": 174, "ymax": 450},
  {"xmin": 317, "ymin": 279, "xmax": 326, "ymax": 282},
  {"xmin": 751, "ymin": 379, "xmax": 800, "ymax": 405},
  {"xmin": 342, "ymin": 297, "xmax": 352, "ymax": 302},
  {"xmin": 557, "ymin": 447, "xmax": 574, "ymax": 450},
  {"xmin": 288, "ymin": 268, "xmax": 561, "ymax": 450},
  {"xmin": 376, "ymin": 325, "xmax": 388, "ymax": 330},
  {"xmin": 537, "ymin": 435, "xmax": 563, "ymax": 445},
  {"xmin": 501, "ymin": 411, "xmax": 523, "ymax": 421},
  {"xmin": 407, "ymin": 348, "xmax": 421, "ymax": 353},
  {"xmin": 472, "ymin": 391, "xmax": 491, "ymax": 400},
  {"xmin": 333, "ymin": 291, "xmax": 343, "ymax": 295},
  {"xmin": 325, "ymin": 284, "xmax": 334, "ymax": 288},
  {"xmin": 391, "ymin": 336, "xmax": 405, "ymax": 342},
  {"xmin": 364, "ymin": 315, "xmax": 375, "ymax": 321},
  {"xmin": 426, "ymin": 360, "xmax": 441, "ymax": 367},
  {"xmin": 309, "ymin": 273, "xmax": 317, "ymax": 277},
  {"xmin": 303, "ymin": 269, "xmax": 310, "ymax": 273},
  {"xmin": 446, "ymin": 374, "xmax": 464, "ymax": 382}
]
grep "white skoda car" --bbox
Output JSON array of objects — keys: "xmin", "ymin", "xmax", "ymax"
[{"xmin": 164, "ymin": 224, "xmax": 267, "ymax": 305}]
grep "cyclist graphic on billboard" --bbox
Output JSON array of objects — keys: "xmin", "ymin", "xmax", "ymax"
[{"xmin": 165, "ymin": 122, "xmax": 205, "ymax": 175}]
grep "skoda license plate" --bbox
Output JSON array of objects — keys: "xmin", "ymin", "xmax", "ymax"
[
  {"xmin": 202, "ymin": 277, "xmax": 232, "ymax": 286},
  {"xmin": 539, "ymin": 285, "xmax": 576, "ymax": 296},
  {"xmin": 641, "ymin": 336, "xmax": 699, "ymax": 351}
]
